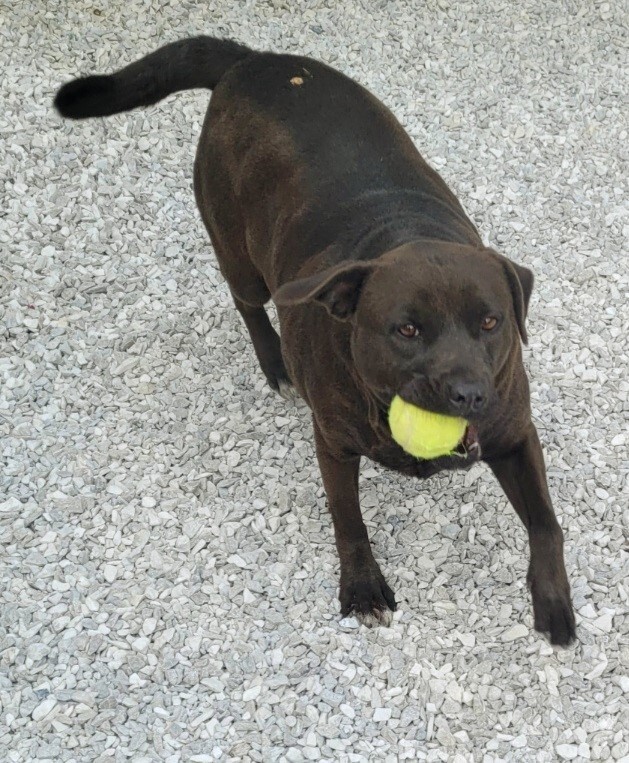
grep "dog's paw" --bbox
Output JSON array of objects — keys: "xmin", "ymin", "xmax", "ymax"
[
  {"xmin": 276, "ymin": 377, "xmax": 299, "ymax": 402},
  {"xmin": 262, "ymin": 357, "xmax": 295, "ymax": 399},
  {"xmin": 528, "ymin": 573, "xmax": 576, "ymax": 647},
  {"xmin": 355, "ymin": 605, "xmax": 394, "ymax": 628},
  {"xmin": 340, "ymin": 577, "xmax": 397, "ymax": 628},
  {"xmin": 532, "ymin": 594, "xmax": 576, "ymax": 647}
]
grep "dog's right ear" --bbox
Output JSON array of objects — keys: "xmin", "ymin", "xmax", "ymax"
[{"xmin": 273, "ymin": 260, "xmax": 379, "ymax": 320}]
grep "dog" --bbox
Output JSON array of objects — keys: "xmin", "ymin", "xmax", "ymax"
[{"xmin": 55, "ymin": 37, "xmax": 576, "ymax": 645}]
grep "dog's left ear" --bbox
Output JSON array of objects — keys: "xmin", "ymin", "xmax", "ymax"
[
  {"xmin": 491, "ymin": 251, "xmax": 534, "ymax": 344},
  {"xmin": 273, "ymin": 260, "xmax": 379, "ymax": 320}
]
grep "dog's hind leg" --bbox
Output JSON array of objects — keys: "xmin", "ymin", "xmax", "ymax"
[
  {"xmin": 232, "ymin": 294, "xmax": 293, "ymax": 397},
  {"xmin": 206, "ymin": 232, "xmax": 293, "ymax": 395},
  {"xmin": 199, "ymin": 221, "xmax": 293, "ymax": 396},
  {"xmin": 193, "ymin": 131, "xmax": 294, "ymax": 397}
]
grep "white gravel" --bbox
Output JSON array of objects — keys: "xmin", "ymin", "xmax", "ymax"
[{"xmin": 1, "ymin": 1, "xmax": 628, "ymax": 761}]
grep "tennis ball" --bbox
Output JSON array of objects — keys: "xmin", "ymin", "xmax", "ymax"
[{"xmin": 388, "ymin": 395, "xmax": 467, "ymax": 460}]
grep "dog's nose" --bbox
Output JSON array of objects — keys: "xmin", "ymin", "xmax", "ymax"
[{"xmin": 447, "ymin": 380, "xmax": 487, "ymax": 415}]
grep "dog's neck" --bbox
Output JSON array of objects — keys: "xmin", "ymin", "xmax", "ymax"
[{"xmin": 304, "ymin": 188, "xmax": 482, "ymax": 266}]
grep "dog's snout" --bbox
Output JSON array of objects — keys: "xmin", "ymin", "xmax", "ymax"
[{"xmin": 447, "ymin": 379, "xmax": 488, "ymax": 415}]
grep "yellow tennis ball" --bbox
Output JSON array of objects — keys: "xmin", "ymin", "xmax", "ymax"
[{"xmin": 388, "ymin": 395, "xmax": 467, "ymax": 459}]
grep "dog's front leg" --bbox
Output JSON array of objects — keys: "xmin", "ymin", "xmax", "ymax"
[
  {"xmin": 314, "ymin": 423, "xmax": 396, "ymax": 626},
  {"xmin": 487, "ymin": 425, "xmax": 576, "ymax": 646}
]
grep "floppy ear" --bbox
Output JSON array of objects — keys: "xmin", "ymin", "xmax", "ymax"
[
  {"xmin": 273, "ymin": 261, "xmax": 378, "ymax": 320},
  {"xmin": 492, "ymin": 252, "xmax": 534, "ymax": 344}
]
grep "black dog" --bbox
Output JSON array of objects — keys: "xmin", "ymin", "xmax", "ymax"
[{"xmin": 55, "ymin": 37, "xmax": 576, "ymax": 645}]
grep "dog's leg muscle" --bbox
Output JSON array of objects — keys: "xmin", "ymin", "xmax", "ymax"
[
  {"xmin": 314, "ymin": 423, "xmax": 396, "ymax": 626},
  {"xmin": 488, "ymin": 425, "xmax": 576, "ymax": 646}
]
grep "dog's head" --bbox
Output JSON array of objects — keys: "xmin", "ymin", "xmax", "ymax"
[{"xmin": 274, "ymin": 241, "xmax": 533, "ymax": 425}]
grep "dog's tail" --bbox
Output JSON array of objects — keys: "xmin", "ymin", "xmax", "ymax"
[{"xmin": 54, "ymin": 37, "xmax": 253, "ymax": 119}]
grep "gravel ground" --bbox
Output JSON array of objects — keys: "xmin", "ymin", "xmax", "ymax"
[{"xmin": 2, "ymin": 1, "xmax": 628, "ymax": 761}]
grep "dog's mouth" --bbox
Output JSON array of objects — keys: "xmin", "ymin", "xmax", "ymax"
[
  {"xmin": 455, "ymin": 423, "xmax": 481, "ymax": 460},
  {"xmin": 379, "ymin": 383, "xmax": 484, "ymax": 461}
]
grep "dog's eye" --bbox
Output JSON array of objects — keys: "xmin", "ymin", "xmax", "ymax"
[
  {"xmin": 481, "ymin": 316, "xmax": 499, "ymax": 331},
  {"xmin": 397, "ymin": 322, "xmax": 420, "ymax": 339}
]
